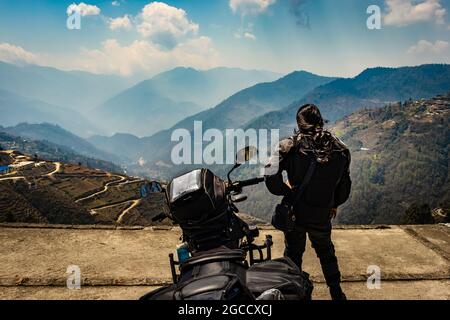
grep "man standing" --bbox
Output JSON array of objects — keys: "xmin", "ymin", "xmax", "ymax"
[{"xmin": 265, "ymin": 104, "xmax": 351, "ymax": 300}]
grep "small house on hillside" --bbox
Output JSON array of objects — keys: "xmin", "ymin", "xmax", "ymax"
[{"xmin": 0, "ymin": 165, "xmax": 10, "ymax": 174}]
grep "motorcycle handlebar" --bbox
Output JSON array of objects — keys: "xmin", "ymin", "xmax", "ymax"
[
  {"xmin": 227, "ymin": 177, "xmax": 265, "ymax": 193},
  {"xmin": 238, "ymin": 177, "xmax": 265, "ymax": 188}
]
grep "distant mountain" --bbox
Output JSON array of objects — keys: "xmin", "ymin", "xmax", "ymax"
[
  {"xmin": 149, "ymin": 67, "xmax": 281, "ymax": 107},
  {"xmin": 0, "ymin": 61, "xmax": 134, "ymax": 113},
  {"xmin": 248, "ymin": 64, "xmax": 450, "ymax": 137},
  {"xmin": 131, "ymin": 71, "xmax": 336, "ymax": 165},
  {"xmin": 2, "ymin": 123, "xmax": 120, "ymax": 164},
  {"xmin": 87, "ymin": 133, "xmax": 143, "ymax": 162},
  {"xmin": 92, "ymin": 85, "xmax": 204, "ymax": 137},
  {"xmin": 237, "ymin": 93, "xmax": 450, "ymax": 224},
  {"xmin": 0, "ymin": 89, "xmax": 98, "ymax": 137},
  {"xmin": 91, "ymin": 67, "xmax": 281, "ymax": 137}
]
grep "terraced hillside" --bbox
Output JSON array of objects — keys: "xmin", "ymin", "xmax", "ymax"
[{"xmin": 0, "ymin": 151, "xmax": 168, "ymax": 226}]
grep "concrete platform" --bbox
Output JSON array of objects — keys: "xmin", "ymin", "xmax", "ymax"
[{"xmin": 0, "ymin": 223, "xmax": 448, "ymax": 300}]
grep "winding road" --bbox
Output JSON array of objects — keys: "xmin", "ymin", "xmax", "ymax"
[
  {"xmin": 75, "ymin": 174, "xmax": 126, "ymax": 203},
  {"xmin": 74, "ymin": 174, "xmax": 145, "ymax": 224},
  {"xmin": 117, "ymin": 200, "xmax": 141, "ymax": 224},
  {"xmin": 1, "ymin": 157, "xmax": 145, "ymax": 225},
  {"xmin": 45, "ymin": 162, "xmax": 61, "ymax": 177},
  {"xmin": 0, "ymin": 161, "xmax": 60, "ymax": 182},
  {"xmin": 0, "ymin": 176, "xmax": 25, "ymax": 182}
]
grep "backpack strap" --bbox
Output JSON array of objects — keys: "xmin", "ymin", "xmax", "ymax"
[{"xmin": 285, "ymin": 153, "xmax": 317, "ymax": 208}]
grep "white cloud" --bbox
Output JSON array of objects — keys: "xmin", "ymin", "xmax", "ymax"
[
  {"xmin": 0, "ymin": 37, "xmax": 220, "ymax": 77},
  {"xmin": 68, "ymin": 37, "xmax": 220, "ymax": 76},
  {"xmin": 0, "ymin": 2, "xmax": 221, "ymax": 77},
  {"xmin": 407, "ymin": 39, "xmax": 449, "ymax": 54},
  {"xmin": 136, "ymin": 2, "xmax": 199, "ymax": 48},
  {"xmin": 384, "ymin": 0, "xmax": 446, "ymax": 26},
  {"xmin": 67, "ymin": 2, "xmax": 101, "ymax": 17},
  {"xmin": 108, "ymin": 15, "xmax": 132, "ymax": 30},
  {"xmin": 111, "ymin": 1, "xmax": 120, "ymax": 6},
  {"xmin": 234, "ymin": 31, "xmax": 257, "ymax": 40},
  {"xmin": 234, "ymin": 22, "xmax": 257, "ymax": 40},
  {"xmin": 244, "ymin": 32, "xmax": 257, "ymax": 40},
  {"xmin": 229, "ymin": 0, "xmax": 276, "ymax": 15},
  {"xmin": 0, "ymin": 43, "xmax": 42, "ymax": 65}
]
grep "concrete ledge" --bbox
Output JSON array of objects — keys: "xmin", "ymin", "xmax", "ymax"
[
  {"xmin": 0, "ymin": 222, "xmax": 428, "ymax": 230},
  {"xmin": 1, "ymin": 224, "xmax": 449, "ymax": 299}
]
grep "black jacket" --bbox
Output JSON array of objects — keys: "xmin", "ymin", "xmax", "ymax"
[{"xmin": 265, "ymin": 132, "xmax": 351, "ymax": 223}]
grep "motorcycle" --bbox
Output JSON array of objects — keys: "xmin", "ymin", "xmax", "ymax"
[{"xmin": 140, "ymin": 147, "xmax": 313, "ymax": 301}]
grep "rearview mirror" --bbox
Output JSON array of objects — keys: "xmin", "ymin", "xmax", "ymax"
[
  {"xmin": 228, "ymin": 146, "xmax": 259, "ymax": 184},
  {"xmin": 235, "ymin": 146, "xmax": 258, "ymax": 165},
  {"xmin": 148, "ymin": 181, "xmax": 164, "ymax": 193}
]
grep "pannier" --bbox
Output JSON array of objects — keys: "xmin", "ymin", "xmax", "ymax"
[
  {"xmin": 140, "ymin": 249, "xmax": 254, "ymax": 301},
  {"xmin": 246, "ymin": 257, "xmax": 313, "ymax": 300}
]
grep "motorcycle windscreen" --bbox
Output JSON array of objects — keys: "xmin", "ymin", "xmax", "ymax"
[{"xmin": 169, "ymin": 169, "xmax": 203, "ymax": 203}]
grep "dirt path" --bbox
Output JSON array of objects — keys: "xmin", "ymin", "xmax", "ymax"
[
  {"xmin": 116, "ymin": 199, "xmax": 141, "ymax": 224},
  {"xmin": 45, "ymin": 162, "xmax": 61, "ymax": 177},
  {"xmin": 75, "ymin": 174, "xmax": 126, "ymax": 203},
  {"xmin": 0, "ymin": 161, "xmax": 60, "ymax": 182},
  {"xmin": 89, "ymin": 198, "xmax": 142, "ymax": 224},
  {"xmin": 88, "ymin": 199, "xmax": 133, "ymax": 215},
  {"xmin": 0, "ymin": 176, "xmax": 26, "ymax": 182}
]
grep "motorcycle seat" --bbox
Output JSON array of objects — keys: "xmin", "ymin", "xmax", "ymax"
[{"xmin": 180, "ymin": 248, "xmax": 246, "ymax": 271}]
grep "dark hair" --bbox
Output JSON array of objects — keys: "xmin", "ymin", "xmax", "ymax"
[{"xmin": 296, "ymin": 104, "xmax": 324, "ymax": 133}]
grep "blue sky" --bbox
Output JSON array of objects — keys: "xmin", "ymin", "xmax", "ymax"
[{"xmin": 0, "ymin": 0, "xmax": 449, "ymax": 78}]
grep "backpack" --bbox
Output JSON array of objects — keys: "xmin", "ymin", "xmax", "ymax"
[{"xmin": 246, "ymin": 257, "xmax": 313, "ymax": 300}]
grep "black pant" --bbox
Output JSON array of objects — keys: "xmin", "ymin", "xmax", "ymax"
[{"xmin": 284, "ymin": 222, "xmax": 341, "ymax": 287}]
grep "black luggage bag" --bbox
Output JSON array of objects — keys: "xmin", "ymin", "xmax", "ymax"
[
  {"xmin": 140, "ymin": 249, "xmax": 254, "ymax": 301},
  {"xmin": 246, "ymin": 257, "xmax": 313, "ymax": 300}
]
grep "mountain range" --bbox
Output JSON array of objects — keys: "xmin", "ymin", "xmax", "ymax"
[
  {"xmin": 147, "ymin": 67, "xmax": 280, "ymax": 107},
  {"xmin": 91, "ymin": 67, "xmax": 280, "ymax": 136},
  {"xmin": 91, "ymin": 70, "xmax": 336, "ymax": 166},
  {"xmin": 0, "ymin": 88, "xmax": 97, "ymax": 137},
  {"xmin": 2, "ymin": 61, "xmax": 450, "ymax": 225},
  {"xmin": 0, "ymin": 61, "xmax": 280, "ymax": 137},
  {"xmin": 248, "ymin": 64, "xmax": 450, "ymax": 137},
  {"xmin": 89, "ymin": 64, "xmax": 450, "ymax": 179},
  {"xmin": 0, "ymin": 61, "xmax": 134, "ymax": 113}
]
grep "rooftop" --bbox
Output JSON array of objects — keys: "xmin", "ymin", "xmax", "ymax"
[{"xmin": 0, "ymin": 223, "xmax": 449, "ymax": 300}]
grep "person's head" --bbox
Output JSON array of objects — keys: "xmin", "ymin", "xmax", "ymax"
[{"xmin": 296, "ymin": 104, "xmax": 324, "ymax": 134}]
